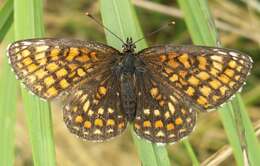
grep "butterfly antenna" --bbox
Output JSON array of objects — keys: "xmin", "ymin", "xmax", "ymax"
[
  {"xmin": 85, "ymin": 12, "xmax": 125, "ymax": 44},
  {"xmin": 133, "ymin": 21, "xmax": 175, "ymax": 44}
]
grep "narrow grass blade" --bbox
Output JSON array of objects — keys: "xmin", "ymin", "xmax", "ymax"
[
  {"xmin": 218, "ymin": 103, "xmax": 244, "ymax": 165},
  {"xmin": 100, "ymin": 0, "xmax": 170, "ymax": 165},
  {"xmin": 14, "ymin": 0, "xmax": 56, "ymax": 165},
  {"xmin": 182, "ymin": 139, "xmax": 200, "ymax": 166},
  {"xmin": 0, "ymin": 0, "xmax": 13, "ymax": 42},
  {"xmin": 177, "ymin": 0, "xmax": 260, "ymax": 165},
  {"xmin": 231, "ymin": 95, "xmax": 260, "ymax": 165},
  {"xmin": 0, "ymin": 25, "xmax": 17, "ymax": 166}
]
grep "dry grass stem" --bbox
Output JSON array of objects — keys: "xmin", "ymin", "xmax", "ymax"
[{"xmin": 201, "ymin": 120, "xmax": 260, "ymax": 166}]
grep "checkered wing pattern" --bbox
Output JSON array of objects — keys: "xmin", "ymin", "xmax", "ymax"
[
  {"xmin": 63, "ymin": 72, "xmax": 127, "ymax": 141},
  {"xmin": 134, "ymin": 70, "xmax": 197, "ymax": 144},
  {"xmin": 138, "ymin": 45, "xmax": 252, "ymax": 111},
  {"xmin": 7, "ymin": 38, "xmax": 120, "ymax": 100}
]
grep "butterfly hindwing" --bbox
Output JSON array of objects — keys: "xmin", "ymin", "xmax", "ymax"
[
  {"xmin": 138, "ymin": 45, "xmax": 252, "ymax": 111},
  {"xmin": 134, "ymin": 70, "xmax": 197, "ymax": 144},
  {"xmin": 63, "ymin": 71, "xmax": 127, "ymax": 141},
  {"xmin": 7, "ymin": 38, "xmax": 120, "ymax": 100}
]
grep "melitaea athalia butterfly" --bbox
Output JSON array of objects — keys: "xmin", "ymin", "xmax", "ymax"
[{"xmin": 7, "ymin": 15, "xmax": 252, "ymax": 144}]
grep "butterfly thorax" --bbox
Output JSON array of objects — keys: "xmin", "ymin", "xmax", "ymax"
[{"xmin": 121, "ymin": 52, "xmax": 136, "ymax": 74}]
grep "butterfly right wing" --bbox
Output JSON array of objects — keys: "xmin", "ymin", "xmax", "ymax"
[
  {"xmin": 137, "ymin": 45, "xmax": 252, "ymax": 111},
  {"xmin": 63, "ymin": 69, "xmax": 128, "ymax": 141},
  {"xmin": 7, "ymin": 38, "xmax": 120, "ymax": 100}
]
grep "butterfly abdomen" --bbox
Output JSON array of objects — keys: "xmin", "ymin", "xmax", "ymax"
[{"xmin": 120, "ymin": 74, "xmax": 136, "ymax": 121}]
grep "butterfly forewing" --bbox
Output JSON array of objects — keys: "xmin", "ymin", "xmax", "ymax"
[
  {"xmin": 134, "ymin": 70, "xmax": 197, "ymax": 144},
  {"xmin": 138, "ymin": 45, "xmax": 252, "ymax": 111},
  {"xmin": 63, "ymin": 71, "xmax": 127, "ymax": 141},
  {"xmin": 7, "ymin": 38, "xmax": 120, "ymax": 100}
]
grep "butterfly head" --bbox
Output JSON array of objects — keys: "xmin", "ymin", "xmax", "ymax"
[{"xmin": 122, "ymin": 37, "xmax": 136, "ymax": 53}]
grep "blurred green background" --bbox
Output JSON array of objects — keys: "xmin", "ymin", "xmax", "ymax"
[{"xmin": 0, "ymin": 0, "xmax": 260, "ymax": 165}]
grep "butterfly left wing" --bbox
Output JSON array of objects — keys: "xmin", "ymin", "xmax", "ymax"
[
  {"xmin": 138, "ymin": 45, "xmax": 252, "ymax": 111},
  {"xmin": 63, "ymin": 71, "xmax": 128, "ymax": 141},
  {"xmin": 134, "ymin": 70, "xmax": 197, "ymax": 144},
  {"xmin": 7, "ymin": 38, "xmax": 121, "ymax": 100}
]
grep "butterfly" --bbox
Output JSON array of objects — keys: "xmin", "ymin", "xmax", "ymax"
[{"xmin": 7, "ymin": 36, "xmax": 252, "ymax": 144}]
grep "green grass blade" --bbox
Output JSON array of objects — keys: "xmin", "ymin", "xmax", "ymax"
[
  {"xmin": 0, "ymin": 25, "xmax": 17, "ymax": 166},
  {"xmin": 0, "ymin": 0, "xmax": 13, "ymax": 42},
  {"xmin": 100, "ymin": 0, "xmax": 170, "ymax": 165},
  {"xmin": 14, "ymin": 0, "xmax": 56, "ymax": 165},
  {"xmin": 231, "ymin": 95, "xmax": 260, "ymax": 165},
  {"xmin": 218, "ymin": 104, "xmax": 244, "ymax": 165},
  {"xmin": 182, "ymin": 139, "xmax": 200, "ymax": 166},
  {"xmin": 177, "ymin": 0, "xmax": 260, "ymax": 165},
  {"xmin": 177, "ymin": 1, "xmax": 217, "ymax": 46},
  {"xmin": 132, "ymin": 130, "xmax": 170, "ymax": 166}
]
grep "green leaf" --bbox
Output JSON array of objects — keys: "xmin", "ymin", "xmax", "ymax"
[
  {"xmin": 0, "ymin": 0, "xmax": 13, "ymax": 42},
  {"xmin": 100, "ymin": 0, "xmax": 170, "ymax": 165},
  {"xmin": 14, "ymin": 0, "xmax": 56, "ymax": 165},
  {"xmin": 177, "ymin": 0, "xmax": 260, "ymax": 165},
  {"xmin": 0, "ymin": 25, "xmax": 17, "ymax": 166}
]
